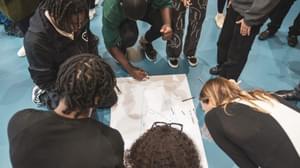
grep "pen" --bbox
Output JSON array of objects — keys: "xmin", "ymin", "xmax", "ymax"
[{"xmin": 182, "ymin": 97, "xmax": 195, "ymax": 102}]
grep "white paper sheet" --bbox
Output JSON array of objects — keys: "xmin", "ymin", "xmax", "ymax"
[{"xmin": 111, "ymin": 74, "xmax": 208, "ymax": 168}]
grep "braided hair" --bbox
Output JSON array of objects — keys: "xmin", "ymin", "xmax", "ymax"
[
  {"xmin": 127, "ymin": 125, "xmax": 201, "ymax": 168},
  {"xmin": 56, "ymin": 53, "xmax": 117, "ymax": 117},
  {"xmin": 43, "ymin": 0, "xmax": 89, "ymax": 33}
]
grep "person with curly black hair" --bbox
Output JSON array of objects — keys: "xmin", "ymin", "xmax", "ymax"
[
  {"xmin": 126, "ymin": 122, "xmax": 201, "ymax": 168},
  {"xmin": 24, "ymin": 0, "xmax": 99, "ymax": 109},
  {"xmin": 8, "ymin": 54, "xmax": 124, "ymax": 168}
]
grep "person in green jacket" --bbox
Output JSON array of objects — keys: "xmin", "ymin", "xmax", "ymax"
[
  {"xmin": 102, "ymin": 0, "xmax": 173, "ymax": 81},
  {"xmin": 0, "ymin": 0, "xmax": 41, "ymax": 33}
]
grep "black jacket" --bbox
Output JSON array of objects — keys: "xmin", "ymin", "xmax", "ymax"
[
  {"xmin": 231, "ymin": 0, "xmax": 280, "ymax": 26},
  {"xmin": 24, "ymin": 3, "xmax": 98, "ymax": 90}
]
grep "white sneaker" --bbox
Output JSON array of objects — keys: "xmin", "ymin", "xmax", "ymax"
[
  {"xmin": 89, "ymin": 8, "xmax": 96, "ymax": 20},
  {"xmin": 17, "ymin": 46, "xmax": 26, "ymax": 57},
  {"xmin": 168, "ymin": 57, "xmax": 179, "ymax": 68},
  {"xmin": 32, "ymin": 85, "xmax": 46, "ymax": 105},
  {"xmin": 215, "ymin": 13, "xmax": 225, "ymax": 29},
  {"xmin": 95, "ymin": 0, "xmax": 100, "ymax": 5}
]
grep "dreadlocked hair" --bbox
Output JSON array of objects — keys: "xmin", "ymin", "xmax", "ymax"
[
  {"xmin": 127, "ymin": 125, "xmax": 201, "ymax": 168},
  {"xmin": 56, "ymin": 53, "xmax": 117, "ymax": 117},
  {"xmin": 43, "ymin": 0, "xmax": 89, "ymax": 32}
]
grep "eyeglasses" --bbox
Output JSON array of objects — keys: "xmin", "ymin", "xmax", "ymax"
[{"xmin": 151, "ymin": 122, "xmax": 183, "ymax": 132}]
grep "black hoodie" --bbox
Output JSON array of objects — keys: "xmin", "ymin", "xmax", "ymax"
[{"xmin": 24, "ymin": 3, "xmax": 98, "ymax": 90}]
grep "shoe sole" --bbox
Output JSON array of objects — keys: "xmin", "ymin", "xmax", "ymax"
[
  {"xmin": 168, "ymin": 60, "xmax": 179, "ymax": 68},
  {"xmin": 141, "ymin": 48, "xmax": 156, "ymax": 62}
]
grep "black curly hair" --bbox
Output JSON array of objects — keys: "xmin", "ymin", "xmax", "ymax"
[
  {"xmin": 127, "ymin": 124, "xmax": 201, "ymax": 168},
  {"xmin": 43, "ymin": 0, "xmax": 89, "ymax": 33},
  {"xmin": 56, "ymin": 53, "xmax": 117, "ymax": 117}
]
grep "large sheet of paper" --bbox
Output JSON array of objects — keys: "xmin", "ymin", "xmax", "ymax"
[{"xmin": 111, "ymin": 74, "xmax": 208, "ymax": 168}]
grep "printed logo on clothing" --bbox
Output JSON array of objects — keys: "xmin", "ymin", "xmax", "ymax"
[{"xmin": 82, "ymin": 31, "xmax": 88, "ymax": 42}]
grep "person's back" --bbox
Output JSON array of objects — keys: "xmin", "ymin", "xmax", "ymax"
[
  {"xmin": 8, "ymin": 53, "xmax": 124, "ymax": 168},
  {"xmin": 8, "ymin": 109, "xmax": 124, "ymax": 168},
  {"xmin": 205, "ymin": 102, "xmax": 300, "ymax": 167},
  {"xmin": 200, "ymin": 77, "xmax": 300, "ymax": 168}
]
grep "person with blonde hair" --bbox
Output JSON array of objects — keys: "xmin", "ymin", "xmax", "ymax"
[{"xmin": 200, "ymin": 77, "xmax": 300, "ymax": 168}]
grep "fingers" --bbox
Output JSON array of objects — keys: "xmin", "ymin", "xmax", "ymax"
[{"xmin": 247, "ymin": 27, "xmax": 251, "ymax": 36}]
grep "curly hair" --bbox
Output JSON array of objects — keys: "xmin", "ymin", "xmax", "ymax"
[
  {"xmin": 43, "ymin": 0, "xmax": 89, "ymax": 32},
  {"xmin": 55, "ymin": 53, "xmax": 117, "ymax": 117},
  {"xmin": 127, "ymin": 125, "xmax": 201, "ymax": 168}
]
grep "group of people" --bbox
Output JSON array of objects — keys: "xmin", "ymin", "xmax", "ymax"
[{"xmin": 1, "ymin": 0, "xmax": 300, "ymax": 167}]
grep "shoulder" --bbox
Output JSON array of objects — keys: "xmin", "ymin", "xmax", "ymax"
[
  {"xmin": 8, "ymin": 109, "xmax": 50, "ymax": 139},
  {"xmin": 205, "ymin": 103, "xmax": 256, "ymax": 123},
  {"xmin": 9, "ymin": 109, "xmax": 47, "ymax": 124},
  {"xmin": 89, "ymin": 120, "xmax": 123, "ymax": 144}
]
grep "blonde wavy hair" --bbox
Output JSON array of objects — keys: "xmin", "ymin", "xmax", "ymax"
[{"xmin": 200, "ymin": 77, "xmax": 277, "ymax": 113}]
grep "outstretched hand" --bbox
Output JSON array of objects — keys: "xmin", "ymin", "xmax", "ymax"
[{"xmin": 128, "ymin": 66, "xmax": 149, "ymax": 81}]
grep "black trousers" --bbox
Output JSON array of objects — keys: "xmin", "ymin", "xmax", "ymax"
[
  {"xmin": 117, "ymin": 7, "xmax": 163, "ymax": 50},
  {"xmin": 289, "ymin": 12, "xmax": 300, "ymax": 36},
  {"xmin": 267, "ymin": 0, "xmax": 295, "ymax": 34},
  {"xmin": 217, "ymin": 0, "xmax": 227, "ymax": 13},
  {"xmin": 217, "ymin": 6, "xmax": 261, "ymax": 81},
  {"xmin": 166, "ymin": 0, "xmax": 207, "ymax": 58}
]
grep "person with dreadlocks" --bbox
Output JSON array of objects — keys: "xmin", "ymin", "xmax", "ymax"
[
  {"xmin": 102, "ymin": 0, "xmax": 173, "ymax": 81},
  {"xmin": 126, "ymin": 122, "xmax": 201, "ymax": 168},
  {"xmin": 8, "ymin": 53, "xmax": 124, "ymax": 168},
  {"xmin": 24, "ymin": 0, "xmax": 99, "ymax": 109}
]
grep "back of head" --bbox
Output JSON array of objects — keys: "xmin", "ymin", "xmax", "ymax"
[
  {"xmin": 200, "ymin": 77, "xmax": 241, "ymax": 106},
  {"xmin": 120, "ymin": 0, "xmax": 148, "ymax": 20},
  {"xmin": 127, "ymin": 124, "xmax": 201, "ymax": 168},
  {"xmin": 44, "ymin": 0, "xmax": 89, "ymax": 33},
  {"xmin": 56, "ymin": 53, "xmax": 117, "ymax": 116}
]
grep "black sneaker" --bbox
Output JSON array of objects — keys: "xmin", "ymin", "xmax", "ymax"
[
  {"xmin": 258, "ymin": 30, "xmax": 275, "ymax": 41},
  {"xmin": 168, "ymin": 57, "xmax": 179, "ymax": 68},
  {"xmin": 287, "ymin": 34, "xmax": 298, "ymax": 47},
  {"xmin": 139, "ymin": 37, "xmax": 157, "ymax": 62},
  {"xmin": 275, "ymin": 89, "xmax": 300, "ymax": 101},
  {"xmin": 209, "ymin": 65, "xmax": 221, "ymax": 75},
  {"xmin": 186, "ymin": 56, "xmax": 198, "ymax": 67}
]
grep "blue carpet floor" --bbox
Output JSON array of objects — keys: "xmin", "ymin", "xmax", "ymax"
[{"xmin": 0, "ymin": 1, "xmax": 299, "ymax": 167}]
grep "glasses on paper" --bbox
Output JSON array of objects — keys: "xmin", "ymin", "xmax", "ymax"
[{"xmin": 151, "ymin": 121, "xmax": 183, "ymax": 132}]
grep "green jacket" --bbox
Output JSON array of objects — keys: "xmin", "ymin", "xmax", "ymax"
[
  {"xmin": 0, "ymin": 0, "xmax": 41, "ymax": 21},
  {"xmin": 102, "ymin": 0, "xmax": 172, "ymax": 49}
]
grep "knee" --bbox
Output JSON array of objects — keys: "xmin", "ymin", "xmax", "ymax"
[{"xmin": 122, "ymin": 31, "xmax": 138, "ymax": 47}]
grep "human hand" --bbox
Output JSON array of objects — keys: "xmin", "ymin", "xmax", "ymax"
[
  {"xmin": 160, "ymin": 24, "xmax": 173, "ymax": 40},
  {"xmin": 128, "ymin": 66, "xmax": 149, "ymax": 81},
  {"xmin": 236, "ymin": 19, "xmax": 251, "ymax": 36},
  {"xmin": 181, "ymin": 0, "xmax": 192, "ymax": 7}
]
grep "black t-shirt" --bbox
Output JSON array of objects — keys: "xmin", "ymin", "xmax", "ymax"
[
  {"xmin": 205, "ymin": 101, "xmax": 300, "ymax": 168},
  {"xmin": 8, "ymin": 109, "xmax": 124, "ymax": 168}
]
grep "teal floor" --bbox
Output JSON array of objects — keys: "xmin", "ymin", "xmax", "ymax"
[{"xmin": 0, "ymin": 1, "xmax": 300, "ymax": 168}]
